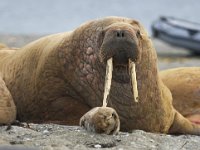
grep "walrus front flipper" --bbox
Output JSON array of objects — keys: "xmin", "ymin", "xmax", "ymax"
[
  {"xmin": 0, "ymin": 76, "xmax": 16, "ymax": 124},
  {"xmin": 169, "ymin": 111, "xmax": 200, "ymax": 135}
]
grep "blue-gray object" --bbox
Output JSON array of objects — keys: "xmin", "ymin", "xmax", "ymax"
[{"xmin": 152, "ymin": 16, "xmax": 200, "ymax": 54}]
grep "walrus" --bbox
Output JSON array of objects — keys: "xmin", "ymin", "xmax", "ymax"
[
  {"xmin": 80, "ymin": 107, "xmax": 120, "ymax": 134},
  {"xmin": 0, "ymin": 16, "xmax": 200, "ymax": 135}
]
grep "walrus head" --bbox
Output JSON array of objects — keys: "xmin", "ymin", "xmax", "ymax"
[
  {"xmin": 96, "ymin": 21, "xmax": 142, "ymax": 104},
  {"xmin": 58, "ymin": 17, "xmax": 162, "ymax": 131},
  {"xmin": 99, "ymin": 22, "xmax": 142, "ymax": 84}
]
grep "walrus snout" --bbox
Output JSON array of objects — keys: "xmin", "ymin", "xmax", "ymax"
[
  {"xmin": 99, "ymin": 23, "xmax": 140, "ymax": 102},
  {"xmin": 112, "ymin": 29, "xmax": 139, "ymax": 63},
  {"xmin": 99, "ymin": 24, "xmax": 141, "ymax": 84},
  {"xmin": 99, "ymin": 24, "xmax": 141, "ymax": 64}
]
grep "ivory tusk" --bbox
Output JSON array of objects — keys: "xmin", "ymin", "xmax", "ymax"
[
  {"xmin": 102, "ymin": 58, "xmax": 113, "ymax": 107},
  {"xmin": 129, "ymin": 59, "xmax": 139, "ymax": 102}
]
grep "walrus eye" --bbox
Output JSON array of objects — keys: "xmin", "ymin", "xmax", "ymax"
[
  {"xmin": 112, "ymin": 112, "xmax": 116, "ymax": 119},
  {"xmin": 136, "ymin": 30, "xmax": 141, "ymax": 38}
]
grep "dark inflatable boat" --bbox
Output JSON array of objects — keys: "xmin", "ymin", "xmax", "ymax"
[{"xmin": 152, "ymin": 16, "xmax": 200, "ymax": 54}]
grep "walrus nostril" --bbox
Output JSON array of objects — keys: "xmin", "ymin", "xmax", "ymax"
[
  {"xmin": 116, "ymin": 32, "xmax": 120, "ymax": 37},
  {"xmin": 121, "ymin": 32, "xmax": 124, "ymax": 37},
  {"xmin": 116, "ymin": 30, "xmax": 125, "ymax": 38}
]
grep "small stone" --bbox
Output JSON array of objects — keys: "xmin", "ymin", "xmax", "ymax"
[
  {"xmin": 131, "ymin": 142, "xmax": 135, "ymax": 145},
  {"xmin": 94, "ymin": 144, "xmax": 102, "ymax": 148},
  {"xmin": 125, "ymin": 133, "xmax": 129, "ymax": 137},
  {"xmin": 25, "ymin": 138, "xmax": 31, "ymax": 141},
  {"xmin": 43, "ymin": 130, "xmax": 49, "ymax": 134},
  {"xmin": 149, "ymin": 139, "xmax": 154, "ymax": 142}
]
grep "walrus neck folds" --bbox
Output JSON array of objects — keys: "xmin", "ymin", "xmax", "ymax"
[{"xmin": 58, "ymin": 24, "xmax": 107, "ymax": 107}]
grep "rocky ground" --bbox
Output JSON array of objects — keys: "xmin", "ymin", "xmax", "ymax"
[
  {"xmin": 1, "ymin": 124, "xmax": 200, "ymax": 150},
  {"xmin": 0, "ymin": 34, "xmax": 200, "ymax": 150}
]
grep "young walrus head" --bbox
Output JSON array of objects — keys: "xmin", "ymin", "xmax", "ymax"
[{"xmin": 80, "ymin": 107, "xmax": 120, "ymax": 134}]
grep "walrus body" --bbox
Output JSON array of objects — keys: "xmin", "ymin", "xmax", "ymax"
[
  {"xmin": 161, "ymin": 67, "xmax": 200, "ymax": 125},
  {"xmin": 0, "ymin": 17, "xmax": 200, "ymax": 135}
]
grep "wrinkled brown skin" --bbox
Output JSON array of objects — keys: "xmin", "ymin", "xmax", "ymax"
[{"xmin": 0, "ymin": 17, "xmax": 199, "ymax": 135}]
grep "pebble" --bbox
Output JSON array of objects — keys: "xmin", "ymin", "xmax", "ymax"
[
  {"xmin": 94, "ymin": 144, "xmax": 102, "ymax": 148},
  {"xmin": 43, "ymin": 130, "xmax": 49, "ymax": 134}
]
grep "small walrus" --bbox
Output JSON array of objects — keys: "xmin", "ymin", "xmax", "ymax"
[
  {"xmin": 80, "ymin": 107, "xmax": 120, "ymax": 134},
  {"xmin": 0, "ymin": 16, "xmax": 200, "ymax": 135}
]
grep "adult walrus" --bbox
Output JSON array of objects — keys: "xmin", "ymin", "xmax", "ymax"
[{"xmin": 0, "ymin": 16, "xmax": 200, "ymax": 135}]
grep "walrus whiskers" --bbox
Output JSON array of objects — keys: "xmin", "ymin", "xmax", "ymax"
[
  {"xmin": 102, "ymin": 57, "xmax": 113, "ymax": 107},
  {"xmin": 129, "ymin": 59, "xmax": 139, "ymax": 102}
]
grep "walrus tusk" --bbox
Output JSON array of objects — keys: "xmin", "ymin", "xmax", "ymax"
[
  {"xmin": 129, "ymin": 59, "xmax": 139, "ymax": 102},
  {"xmin": 103, "ymin": 58, "xmax": 113, "ymax": 107}
]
